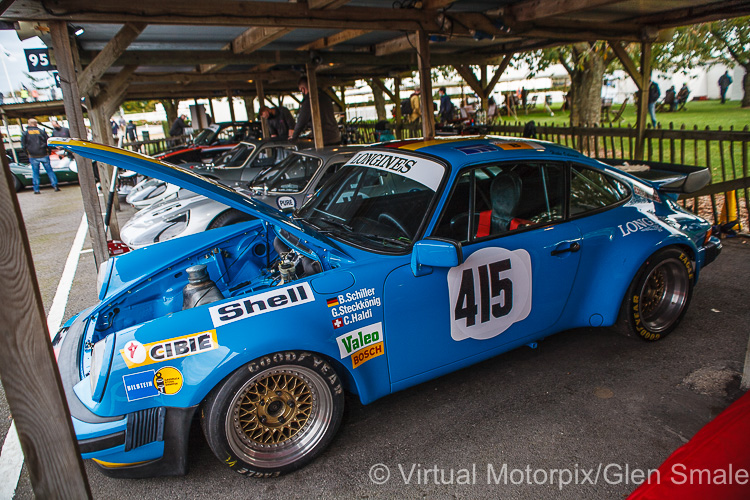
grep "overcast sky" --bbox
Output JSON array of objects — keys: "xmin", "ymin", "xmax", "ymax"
[{"xmin": 0, "ymin": 30, "xmax": 53, "ymax": 95}]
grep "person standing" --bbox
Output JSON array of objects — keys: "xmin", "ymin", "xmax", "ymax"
[
  {"xmin": 718, "ymin": 71, "xmax": 732, "ymax": 104},
  {"xmin": 438, "ymin": 87, "xmax": 454, "ymax": 124},
  {"xmin": 647, "ymin": 80, "xmax": 660, "ymax": 127},
  {"xmin": 126, "ymin": 120, "xmax": 137, "ymax": 141},
  {"xmin": 409, "ymin": 90, "xmax": 421, "ymax": 123},
  {"xmin": 169, "ymin": 114, "xmax": 188, "ymax": 137},
  {"xmin": 289, "ymin": 76, "xmax": 341, "ymax": 146},
  {"xmin": 676, "ymin": 83, "xmax": 690, "ymax": 108},
  {"xmin": 260, "ymin": 105, "xmax": 295, "ymax": 138},
  {"xmin": 50, "ymin": 119, "xmax": 70, "ymax": 138},
  {"xmin": 21, "ymin": 118, "xmax": 58, "ymax": 194}
]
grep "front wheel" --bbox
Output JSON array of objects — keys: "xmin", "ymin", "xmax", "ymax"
[
  {"xmin": 617, "ymin": 247, "xmax": 694, "ymax": 341},
  {"xmin": 201, "ymin": 351, "xmax": 345, "ymax": 477}
]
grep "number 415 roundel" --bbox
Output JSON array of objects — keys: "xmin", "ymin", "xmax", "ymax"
[{"xmin": 447, "ymin": 247, "xmax": 532, "ymax": 341}]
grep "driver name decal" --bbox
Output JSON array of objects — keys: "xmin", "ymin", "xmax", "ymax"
[
  {"xmin": 345, "ymin": 150, "xmax": 443, "ymax": 191},
  {"xmin": 447, "ymin": 247, "xmax": 532, "ymax": 341},
  {"xmin": 209, "ymin": 282, "xmax": 314, "ymax": 327}
]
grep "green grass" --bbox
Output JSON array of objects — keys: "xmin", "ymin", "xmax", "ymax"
[{"xmin": 498, "ymin": 99, "xmax": 750, "ymax": 131}]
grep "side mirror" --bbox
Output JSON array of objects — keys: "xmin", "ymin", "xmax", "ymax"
[{"xmin": 411, "ymin": 238, "xmax": 463, "ymax": 277}]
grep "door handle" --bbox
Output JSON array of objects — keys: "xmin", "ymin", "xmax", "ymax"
[{"xmin": 551, "ymin": 241, "xmax": 580, "ymax": 256}]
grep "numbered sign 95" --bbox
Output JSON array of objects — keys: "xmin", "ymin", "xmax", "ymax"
[{"xmin": 24, "ymin": 48, "xmax": 55, "ymax": 72}]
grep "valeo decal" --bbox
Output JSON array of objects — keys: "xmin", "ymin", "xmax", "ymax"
[
  {"xmin": 448, "ymin": 247, "xmax": 532, "ymax": 341},
  {"xmin": 335, "ymin": 322, "xmax": 384, "ymax": 368},
  {"xmin": 120, "ymin": 329, "xmax": 219, "ymax": 369}
]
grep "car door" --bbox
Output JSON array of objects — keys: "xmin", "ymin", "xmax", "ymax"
[{"xmin": 384, "ymin": 161, "xmax": 582, "ymax": 386}]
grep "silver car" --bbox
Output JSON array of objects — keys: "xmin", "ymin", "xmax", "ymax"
[{"xmin": 120, "ymin": 146, "xmax": 363, "ymax": 249}]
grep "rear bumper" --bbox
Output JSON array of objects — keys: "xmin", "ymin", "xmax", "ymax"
[
  {"xmin": 56, "ymin": 311, "xmax": 197, "ymax": 478},
  {"xmin": 702, "ymin": 236, "xmax": 722, "ymax": 268}
]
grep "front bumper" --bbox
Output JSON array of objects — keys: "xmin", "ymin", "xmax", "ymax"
[
  {"xmin": 56, "ymin": 311, "xmax": 197, "ymax": 478},
  {"xmin": 702, "ymin": 236, "xmax": 722, "ymax": 268}
]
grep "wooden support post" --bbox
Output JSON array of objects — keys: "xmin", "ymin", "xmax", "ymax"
[
  {"xmin": 50, "ymin": 21, "xmax": 109, "ymax": 267},
  {"xmin": 208, "ymin": 97, "xmax": 216, "ymax": 122},
  {"xmin": 89, "ymin": 106, "xmax": 121, "ymax": 240},
  {"xmin": 255, "ymin": 80, "xmax": 269, "ymax": 138},
  {"xmin": 0, "ymin": 135, "xmax": 92, "ymax": 499},
  {"xmin": 480, "ymin": 65, "xmax": 488, "ymax": 111},
  {"xmin": 394, "ymin": 76, "xmax": 403, "ymax": 139},
  {"xmin": 226, "ymin": 87, "xmax": 236, "ymax": 122},
  {"xmin": 416, "ymin": 30, "xmax": 435, "ymax": 140},
  {"xmin": 635, "ymin": 42, "xmax": 651, "ymax": 160},
  {"xmin": 339, "ymin": 85, "xmax": 347, "ymax": 119},
  {"xmin": 306, "ymin": 64, "xmax": 325, "ymax": 150},
  {"xmin": 243, "ymin": 96, "xmax": 254, "ymax": 121}
]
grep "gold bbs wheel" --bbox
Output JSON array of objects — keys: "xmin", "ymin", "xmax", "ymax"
[{"xmin": 203, "ymin": 351, "xmax": 344, "ymax": 476}]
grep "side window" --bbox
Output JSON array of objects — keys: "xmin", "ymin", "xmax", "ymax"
[
  {"xmin": 569, "ymin": 166, "xmax": 629, "ymax": 216},
  {"xmin": 252, "ymin": 147, "xmax": 277, "ymax": 167},
  {"xmin": 313, "ymin": 162, "xmax": 345, "ymax": 192},
  {"xmin": 434, "ymin": 163, "xmax": 565, "ymax": 243}
]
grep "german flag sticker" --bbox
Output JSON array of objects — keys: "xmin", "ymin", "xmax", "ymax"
[{"xmin": 327, "ymin": 297, "xmax": 339, "ymax": 308}]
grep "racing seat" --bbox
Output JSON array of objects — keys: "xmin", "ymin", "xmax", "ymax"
[{"xmin": 476, "ymin": 171, "xmax": 526, "ymax": 237}]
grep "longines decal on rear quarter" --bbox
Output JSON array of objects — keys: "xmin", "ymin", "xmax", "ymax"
[
  {"xmin": 448, "ymin": 247, "xmax": 532, "ymax": 341},
  {"xmin": 209, "ymin": 282, "xmax": 314, "ymax": 327}
]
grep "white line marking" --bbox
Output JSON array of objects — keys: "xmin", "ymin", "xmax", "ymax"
[
  {"xmin": 0, "ymin": 423, "xmax": 23, "ymax": 500},
  {"xmin": 0, "ymin": 213, "xmax": 89, "ymax": 499},
  {"xmin": 79, "ymin": 248, "xmax": 93, "ymax": 254}
]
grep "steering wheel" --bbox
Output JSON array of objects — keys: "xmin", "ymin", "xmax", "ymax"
[{"xmin": 378, "ymin": 213, "xmax": 410, "ymax": 238}]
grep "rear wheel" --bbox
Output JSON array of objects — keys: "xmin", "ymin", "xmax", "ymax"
[
  {"xmin": 207, "ymin": 209, "xmax": 254, "ymax": 229},
  {"xmin": 201, "ymin": 351, "xmax": 345, "ymax": 477},
  {"xmin": 13, "ymin": 176, "xmax": 23, "ymax": 192},
  {"xmin": 617, "ymin": 247, "xmax": 694, "ymax": 341}
]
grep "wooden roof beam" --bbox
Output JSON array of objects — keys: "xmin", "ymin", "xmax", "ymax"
[
  {"xmin": 77, "ymin": 21, "xmax": 146, "ymax": 96},
  {"xmin": 507, "ymin": 0, "xmax": 626, "ymax": 23}
]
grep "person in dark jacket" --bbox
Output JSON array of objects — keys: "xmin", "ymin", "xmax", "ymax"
[
  {"xmin": 290, "ymin": 76, "xmax": 341, "ymax": 146},
  {"xmin": 126, "ymin": 120, "xmax": 137, "ymax": 141},
  {"xmin": 647, "ymin": 81, "xmax": 660, "ymax": 127},
  {"xmin": 169, "ymin": 114, "xmax": 188, "ymax": 137},
  {"xmin": 260, "ymin": 106, "xmax": 296, "ymax": 138},
  {"xmin": 21, "ymin": 118, "xmax": 58, "ymax": 194},
  {"xmin": 438, "ymin": 87, "xmax": 454, "ymax": 123},
  {"xmin": 718, "ymin": 71, "xmax": 732, "ymax": 104},
  {"xmin": 50, "ymin": 119, "xmax": 70, "ymax": 138}
]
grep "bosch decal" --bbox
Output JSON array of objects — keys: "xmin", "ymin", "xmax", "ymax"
[
  {"xmin": 618, "ymin": 217, "xmax": 664, "ymax": 237},
  {"xmin": 448, "ymin": 247, "xmax": 532, "ymax": 341},
  {"xmin": 209, "ymin": 282, "xmax": 314, "ymax": 327},
  {"xmin": 120, "ymin": 330, "xmax": 219, "ymax": 368},
  {"xmin": 335, "ymin": 322, "xmax": 383, "ymax": 365}
]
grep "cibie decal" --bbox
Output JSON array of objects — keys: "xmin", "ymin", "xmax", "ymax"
[
  {"xmin": 335, "ymin": 322, "xmax": 384, "ymax": 368},
  {"xmin": 209, "ymin": 282, "xmax": 314, "ymax": 327},
  {"xmin": 123, "ymin": 370, "xmax": 158, "ymax": 401},
  {"xmin": 618, "ymin": 217, "xmax": 664, "ymax": 237},
  {"xmin": 154, "ymin": 366, "xmax": 183, "ymax": 395},
  {"xmin": 276, "ymin": 196, "xmax": 296, "ymax": 210},
  {"xmin": 447, "ymin": 247, "xmax": 532, "ymax": 341},
  {"xmin": 120, "ymin": 330, "xmax": 219, "ymax": 369},
  {"xmin": 345, "ymin": 150, "xmax": 443, "ymax": 191}
]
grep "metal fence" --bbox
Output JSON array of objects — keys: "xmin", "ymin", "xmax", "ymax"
[
  {"xmin": 351, "ymin": 121, "xmax": 750, "ymax": 230},
  {"xmin": 122, "ymin": 134, "xmax": 191, "ymax": 156}
]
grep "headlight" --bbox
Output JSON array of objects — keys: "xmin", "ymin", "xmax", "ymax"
[
  {"xmin": 155, "ymin": 212, "xmax": 190, "ymax": 243},
  {"xmin": 89, "ymin": 336, "xmax": 114, "ymax": 402}
]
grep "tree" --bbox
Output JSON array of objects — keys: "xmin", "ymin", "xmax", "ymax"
[
  {"xmin": 657, "ymin": 18, "xmax": 750, "ymax": 107},
  {"xmin": 367, "ymin": 79, "xmax": 387, "ymax": 121},
  {"xmin": 160, "ymin": 99, "xmax": 181, "ymax": 128},
  {"xmin": 522, "ymin": 43, "xmax": 615, "ymax": 126}
]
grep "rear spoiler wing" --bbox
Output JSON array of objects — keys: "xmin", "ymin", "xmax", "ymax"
[{"xmin": 599, "ymin": 159, "xmax": 710, "ymax": 194}]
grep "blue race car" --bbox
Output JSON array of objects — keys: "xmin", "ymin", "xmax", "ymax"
[{"xmin": 49, "ymin": 136, "xmax": 721, "ymax": 479}]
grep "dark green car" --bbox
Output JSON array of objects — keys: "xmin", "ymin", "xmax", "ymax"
[{"xmin": 7, "ymin": 154, "xmax": 79, "ymax": 192}]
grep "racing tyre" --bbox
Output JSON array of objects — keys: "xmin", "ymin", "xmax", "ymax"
[
  {"xmin": 617, "ymin": 247, "xmax": 694, "ymax": 341},
  {"xmin": 201, "ymin": 351, "xmax": 345, "ymax": 477},
  {"xmin": 207, "ymin": 209, "xmax": 254, "ymax": 230},
  {"xmin": 13, "ymin": 176, "xmax": 23, "ymax": 192}
]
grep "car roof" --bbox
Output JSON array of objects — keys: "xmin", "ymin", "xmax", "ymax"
[
  {"xmin": 379, "ymin": 135, "xmax": 588, "ymax": 171},
  {"xmin": 291, "ymin": 145, "xmax": 366, "ymax": 161}
]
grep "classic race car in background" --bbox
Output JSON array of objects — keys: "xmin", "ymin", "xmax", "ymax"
[
  {"xmin": 7, "ymin": 152, "xmax": 79, "ymax": 191},
  {"xmin": 154, "ymin": 121, "xmax": 263, "ymax": 165},
  {"xmin": 49, "ymin": 136, "xmax": 720, "ymax": 480},
  {"xmin": 120, "ymin": 146, "xmax": 363, "ymax": 249}
]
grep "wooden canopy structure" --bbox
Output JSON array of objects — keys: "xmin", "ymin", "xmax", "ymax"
[{"xmin": 1, "ymin": 1, "xmax": 750, "ymax": 497}]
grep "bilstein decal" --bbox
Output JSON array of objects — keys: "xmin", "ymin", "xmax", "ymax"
[
  {"xmin": 120, "ymin": 330, "xmax": 219, "ymax": 369},
  {"xmin": 209, "ymin": 282, "xmax": 314, "ymax": 327},
  {"xmin": 345, "ymin": 151, "xmax": 443, "ymax": 191}
]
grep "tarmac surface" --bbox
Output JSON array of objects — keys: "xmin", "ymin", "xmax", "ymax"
[{"xmin": 3, "ymin": 182, "xmax": 749, "ymax": 499}]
